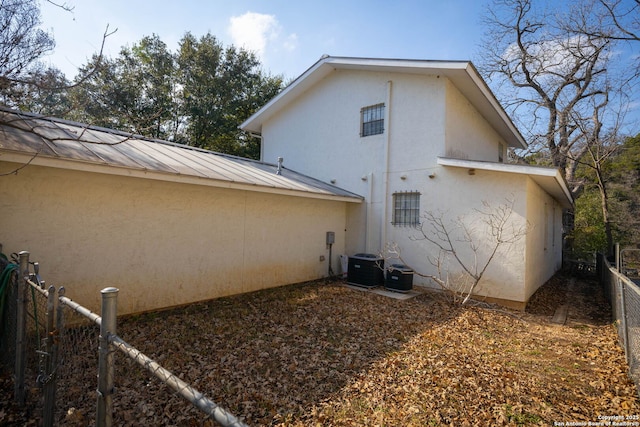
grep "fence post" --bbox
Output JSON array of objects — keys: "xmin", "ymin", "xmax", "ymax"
[
  {"xmin": 14, "ymin": 251, "xmax": 30, "ymax": 405},
  {"xmin": 97, "ymin": 287, "xmax": 118, "ymax": 427},
  {"xmin": 619, "ymin": 276, "xmax": 631, "ymax": 365},
  {"xmin": 616, "ymin": 243, "xmax": 621, "ymax": 271},
  {"xmin": 43, "ymin": 285, "xmax": 57, "ymax": 427}
]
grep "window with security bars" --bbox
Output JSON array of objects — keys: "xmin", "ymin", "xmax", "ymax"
[
  {"xmin": 361, "ymin": 103, "xmax": 384, "ymax": 136},
  {"xmin": 392, "ymin": 191, "xmax": 421, "ymax": 226}
]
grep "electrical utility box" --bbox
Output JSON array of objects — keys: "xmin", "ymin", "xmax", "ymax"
[
  {"xmin": 347, "ymin": 253, "xmax": 384, "ymax": 288},
  {"xmin": 326, "ymin": 231, "xmax": 335, "ymax": 245}
]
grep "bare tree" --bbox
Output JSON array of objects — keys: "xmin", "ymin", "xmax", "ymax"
[
  {"xmin": 561, "ymin": 0, "xmax": 640, "ymax": 87},
  {"xmin": 568, "ymin": 0, "xmax": 640, "ymax": 43},
  {"xmin": 0, "ymin": 0, "xmax": 55, "ymax": 89},
  {"xmin": 568, "ymin": 73, "xmax": 632, "ymax": 255},
  {"xmin": 0, "ymin": 0, "xmax": 115, "ymax": 101},
  {"xmin": 478, "ymin": 0, "xmax": 632, "ymax": 196},
  {"xmin": 0, "ymin": 0, "xmax": 121, "ymax": 176},
  {"xmin": 385, "ymin": 198, "xmax": 528, "ymax": 305}
]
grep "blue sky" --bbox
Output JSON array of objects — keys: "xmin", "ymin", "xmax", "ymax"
[
  {"xmin": 39, "ymin": 0, "xmax": 640, "ymax": 135},
  {"xmin": 39, "ymin": 0, "xmax": 489, "ymax": 80}
]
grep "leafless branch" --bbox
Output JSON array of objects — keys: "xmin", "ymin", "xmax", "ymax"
[
  {"xmin": 0, "ymin": 137, "xmax": 44, "ymax": 176},
  {"xmin": 478, "ymin": 0, "xmax": 633, "ymax": 194},
  {"xmin": 384, "ymin": 197, "xmax": 528, "ymax": 305},
  {"xmin": 0, "ymin": 107, "xmax": 141, "ymax": 175},
  {"xmin": 9, "ymin": 24, "xmax": 118, "ymax": 91},
  {"xmin": 44, "ymin": 0, "xmax": 74, "ymax": 12}
]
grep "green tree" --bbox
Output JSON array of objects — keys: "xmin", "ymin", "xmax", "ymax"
[
  {"xmin": 68, "ymin": 32, "xmax": 283, "ymax": 159},
  {"xmin": 176, "ymin": 32, "xmax": 283, "ymax": 158},
  {"xmin": 65, "ymin": 56, "xmax": 117, "ymax": 127},
  {"xmin": 571, "ymin": 190, "xmax": 608, "ymax": 257},
  {"xmin": 7, "ymin": 67, "xmax": 71, "ymax": 116},
  {"xmin": 0, "ymin": 0, "xmax": 113, "ymax": 116},
  {"xmin": 607, "ymin": 134, "xmax": 640, "ymax": 245},
  {"xmin": 68, "ymin": 35, "xmax": 178, "ymax": 139},
  {"xmin": 119, "ymin": 35, "xmax": 178, "ymax": 140},
  {"xmin": 571, "ymin": 133, "xmax": 640, "ymax": 254}
]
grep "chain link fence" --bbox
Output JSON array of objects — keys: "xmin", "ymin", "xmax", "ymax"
[
  {"xmin": 55, "ymin": 292, "xmax": 101, "ymax": 425},
  {"xmin": 598, "ymin": 251, "xmax": 640, "ymax": 391},
  {"xmin": 1, "ymin": 250, "xmax": 247, "ymax": 426}
]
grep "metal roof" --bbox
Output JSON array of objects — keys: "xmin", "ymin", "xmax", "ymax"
[
  {"xmin": 0, "ymin": 108, "xmax": 363, "ymax": 203},
  {"xmin": 240, "ymin": 55, "xmax": 527, "ymax": 150}
]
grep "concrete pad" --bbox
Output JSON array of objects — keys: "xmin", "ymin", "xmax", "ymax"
[
  {"xmin": 552, "ymin": 304, "xmax": 568, "ymax": 325},
  {"xmin": 344, "ymin": 284, "xmax": 421, "ymax": 300}
]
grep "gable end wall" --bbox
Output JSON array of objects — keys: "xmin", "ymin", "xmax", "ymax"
[{"xmin": 444, "ymin": 79, "xmax": 505, "ymax": 162}]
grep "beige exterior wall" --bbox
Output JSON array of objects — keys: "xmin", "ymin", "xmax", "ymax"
[
  {"xmin": 524, "ymin": 177, "xmax": 564, "ymax": 301},
  {"xmin": 444, "ymin": 79, "xmax": 505, "ymax": 162},
  {"xmin": 386, "ymin": 166, "xmax": 529, "ymax": 303},
  {"xmin": 262, "ymin": 70, "xmax": 450, "ymax": 255},
  {"xmin": 255, "ymin": 66, "xmax": 567, "ymax": 308},
  {"xmin": 0, "ymin": 162, "xmax": 349, "ymax": 315}
]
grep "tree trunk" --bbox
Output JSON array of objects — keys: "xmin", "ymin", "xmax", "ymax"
[{"xmin": 596, "ymin": 168, "xmax": 613, "ymax": 257}]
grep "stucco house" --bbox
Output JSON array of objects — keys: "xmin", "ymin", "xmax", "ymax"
[
  {"xmin": 241, "ymin": 56, "xmax": 573, "ymax": 309},
  {"xmin": 0, "ymin": 108, "xmax": 362, "ymax": 314},
  {"xmin": 1, "ymin": 56, "xmax": 572, "ymax": 313}
]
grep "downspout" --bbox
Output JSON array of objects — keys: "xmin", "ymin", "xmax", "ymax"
[
  {"xmin": 365, "ymin": 172, "xmax": 373, "ymax": 253},
  {"xmin": 382, "ymin": 80, "xmax": 393, "ymax": 255}
]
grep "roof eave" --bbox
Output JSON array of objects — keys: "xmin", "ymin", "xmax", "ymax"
[
  {"xmin": 462, "ymin": 63, "xmax": 527, "ymax": 150},
  {"xmin": 437, "ymin": 157, "xmax": 573, "ymax": 208},
  {"xmin": 240, "ymin": 56, "xmax": 527, "ymax": 150},
  {"xmin": 1, "ymin": 152, "xmax": 364, "ymax": 203},
  {"xmin": 240, "ymin": 56, "xmax": 334, "ymax": 134}
]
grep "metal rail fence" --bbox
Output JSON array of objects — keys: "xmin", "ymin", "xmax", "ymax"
[
  {"xmin": 598, "ymin": 250, "xmax": 640, "ymax": 391},
  {"xmin": 0, "ymin": 250, "xmax": 247, "ymax": 426}
]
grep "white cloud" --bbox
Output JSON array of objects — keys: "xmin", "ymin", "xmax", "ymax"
[
  {"xmin": 228, "ymin": 12, "xmax": 297, "ymax": 59},
  {"xmin": 502, "ymin": 35, "xmax": 608, "ymax": 81}
]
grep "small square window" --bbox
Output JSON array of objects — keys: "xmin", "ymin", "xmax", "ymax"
[
  {"xmin": 392, "ymin": 191, "xmax": 421, "ymax": 227},
  {"xmin": 361, "ymin": 103, "xmax": 384, "ymax": 137}
]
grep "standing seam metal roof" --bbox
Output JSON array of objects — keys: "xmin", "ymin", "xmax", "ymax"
[{"xmin": 0, "ymin": 108, "xmax": 363, "ymax": 201}]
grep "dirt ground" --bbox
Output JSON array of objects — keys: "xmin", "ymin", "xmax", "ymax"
[{"xmin": 1, "ymin": 272, "xmax": 639, "ymax": 426}]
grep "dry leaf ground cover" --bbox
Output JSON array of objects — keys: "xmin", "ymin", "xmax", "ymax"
[{"xmin": 1, "ymin": 273, "xmax": 639, "ymax": 426}]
